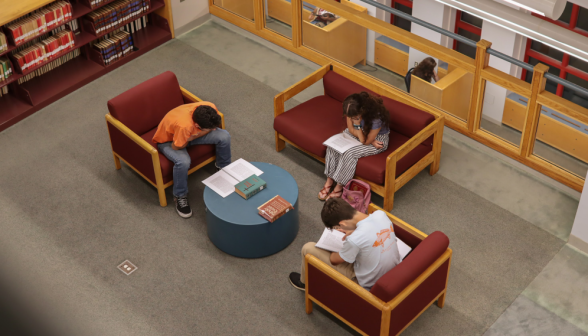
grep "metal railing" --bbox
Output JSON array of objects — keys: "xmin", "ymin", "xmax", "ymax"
[{"xmin": 359, "ymin": 0, "xmax": 588, "ymax": 96}]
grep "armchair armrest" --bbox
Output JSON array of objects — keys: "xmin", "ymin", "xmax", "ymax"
[
  {"xmin": 274, "ymin": 63, "xmax": 331, "ymax": 118},
  {"xmin": 105, "ymin": 114, "xmax": 157, "ymax": 154},
  {"xmin": 180, "ymin": 86, "xmax": 226, "ymax": 130},
  {"xmin": 368, "ymin": 204, "xmax": 427, "ymax": 241},
  {"xmin": 390, "ymin": 116, "xmax": 442, "ymax": 161}
]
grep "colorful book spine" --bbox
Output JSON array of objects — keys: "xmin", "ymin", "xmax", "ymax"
[
  {"xmin": 235, "ymin": 175, "xmax": 266, "ymax": 200},
  {"xmin": 257, "ymin": 195, "xmax": 294, "ymax": 223}
]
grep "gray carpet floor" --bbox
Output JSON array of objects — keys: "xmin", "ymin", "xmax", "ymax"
[{"xmin": 0, "ymin": 38, "xmax": 565, "ymax": 335}]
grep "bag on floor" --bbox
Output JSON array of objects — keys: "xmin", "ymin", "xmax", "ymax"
[{"xmin": 341, "ymin": 179, "xmax": 371, "ymax": 214}]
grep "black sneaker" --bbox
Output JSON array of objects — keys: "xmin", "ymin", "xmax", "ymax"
[
  {"xmin": 174, "ymin": 196, "xmax": 192, "ymax": 218},
  {"xmin": 289, "ymin": 272, "xmax": 305, "ymax": 291}
]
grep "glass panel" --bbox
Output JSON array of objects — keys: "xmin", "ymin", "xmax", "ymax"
[
  {"xmin": 530, "ymin": 40, "xmax": 564, "ymax": 61},
  {"xmin": 558, "ymin": 2, "xmax": 574, "ymax": 24},
  {"xmin": 214, "ymin": 0, "xmax": 256, "ymax": 21},
  {"xmin": 460, "ymin": 12, "xmax": 483, "ymax": 28},
  {"xmin": 576, "ymin": 6, "xmax": 588, "ymax": 31},
  {"xmin": 266, "ymin": 0, "xmax": 292, "ymax": 39},
  {"xmin": 524, "ymin": 57, "xmax": 560, "ymax": 94},
  {"xmin": 393, "ymin": 3, "xmax": 412, "ymax": 32},
  {"xmin": 532, "ymin": 104, "xmax": 588, "ymax": 178},
  {"xmin": 562, "ymin": 73, "xmax": 588, "ymax": 109},
  {"xmin": 569, "ymin": 56, "xmax": 588, "ymax": 73},
  {"xmin": 479, "ymin": 79, "xmax": 525, "ymax": 146}
]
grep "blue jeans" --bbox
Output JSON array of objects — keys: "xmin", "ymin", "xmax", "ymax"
[{"xmin": 157, "ymin": 129, "xmax": 231, "ymax": 197}]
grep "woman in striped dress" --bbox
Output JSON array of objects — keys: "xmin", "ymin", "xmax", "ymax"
[{"xmin": 319, "ymin": 92, "xmax": 391, "ymax": 200}]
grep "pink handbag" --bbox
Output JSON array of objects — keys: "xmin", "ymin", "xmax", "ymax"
[{"xmin": 341, "ymin": 179, "xmax": 371, "ymax": 214}]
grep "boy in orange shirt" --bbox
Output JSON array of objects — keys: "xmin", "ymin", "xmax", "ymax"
[{"xmin": 153, "ymin": 102, "xmax": 231, "ymax": 218}]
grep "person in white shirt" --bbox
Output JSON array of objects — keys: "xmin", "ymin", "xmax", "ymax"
[{"xmin": 289, "ymin": 198, "xmax": 401, "ymax": 290}]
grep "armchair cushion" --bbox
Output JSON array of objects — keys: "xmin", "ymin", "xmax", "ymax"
[
  {"xmin": 355, "ymin": 132, "xmax": 432, "ymax": 185},
  {"xmin": 323, "ymin": 71, "xmax": 378, "ymax": 103},
  {"xmin": 107, "ymin": 71, "xmax": 184, "ymax": 135},
  {"xmin": 370, "ymin": 231, "xmax": 449, "ymax": 302},
  {"xmin": 274, "ymin": 96, "xmax": 344, "ymax": 158},
  {"xmin": 141, "ymin": 127, "xmax": 215, "ymax": 184}
]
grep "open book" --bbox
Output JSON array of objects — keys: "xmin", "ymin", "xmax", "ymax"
[
  {"xmin": 323, "ymin": 132, "xmax": 363, "ymax": 154},
  {"xmin": 315, "ymin": 228, "xmax": 413, "ymax": 260},
  {"xmin": 202, "ymin": 159, "xmax": 264, "ymax": 198}
]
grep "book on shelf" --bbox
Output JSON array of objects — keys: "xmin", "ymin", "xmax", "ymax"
[
  {"xmin": 0, "ymin": 58, "xmax": 13, "ymax": 82},
  {"xmin": 93, "ymin": 30, "xmax": 133, "ymax": 65},
  {"xmin": 258, "ymin": 195, "xmax": 294, "ymax": 223},
  {"xmin": 5, "ymin": 1, "xmax": 72, "ymax": 46},
  {"xmin": 0, "ymin": 32, "xmax": 7, "ymax": 53},
  {"xmin": 202, "ymin": 159, "xmax": 264, "ymax": 198},
  {"xmin": 17, "ymin": 48, "xmax": 80, "ymax": 85},
  {"xmin": 12, "ymin": 29, "xmax": 74, "ymax": 72},
  {"xmin": 235, "ymin": 175, "xmax": 266, "ymax": 200},
  {"xmin": 85, "ymin": 0, "xmax": 151, "ymax": 34}
]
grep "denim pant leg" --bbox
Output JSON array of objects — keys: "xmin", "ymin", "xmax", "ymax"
[
  {"xmin": 157, "ymin": 142, "xmax": 191, "ymax": 198},
  {"xmin": 189, "ymin": 129, "xmax": 232, "ymax": 168}
]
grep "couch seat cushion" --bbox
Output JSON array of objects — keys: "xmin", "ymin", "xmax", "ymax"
[
  {"xmin": 141, "ymin": 128, "xmax": 215, "ymax": 184},
  {"xmin": 355, "ymin": 131, "xmax": 432, "ymax": 185},
  {"xmin": 274, "ymin": 96, "xmax": 345, "ymax": 158}
]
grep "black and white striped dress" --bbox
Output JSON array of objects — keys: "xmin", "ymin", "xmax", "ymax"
[{"xmin": 325, "ymin": 128, "xmax": 390, "ymax": 186}]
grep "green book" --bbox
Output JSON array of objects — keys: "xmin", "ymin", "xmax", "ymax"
[{"xmin": 235, "ymin": 174, "xmax": 266, "ymax": 200}]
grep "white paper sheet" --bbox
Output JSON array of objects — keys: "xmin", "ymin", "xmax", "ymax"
[
  {"xmin": 222, "ymin": 158, "xmax": 264, "ymax": 182},
  {"xmin": 315, "ymin": 228, "xmax": 346, "ymax": 252},
  {"xmin": 202, "ymin": 170, "xmax": 240, "ymax": 198},
  {"xmin": 323, "ymin": 132, "xmax": 363, "ymax": 154},
  {"xmin": 397, "ymin": 238, "xmax": 412, "ymax": 260}
]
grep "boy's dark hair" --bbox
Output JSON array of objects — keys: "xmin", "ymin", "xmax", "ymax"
[
  {"xmin": 192, "ymin": 105, "xmax": 221, "ymax": 129},
  {"xmin": 321, "ymin": 198, "xmax": 357, "ymax": 229}
]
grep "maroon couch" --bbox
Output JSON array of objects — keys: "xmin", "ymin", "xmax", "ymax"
[
  {"xmin": 274, "ymin": 63, "xmax": 444, "ymax": 211},
  {"xmin": 105, "ymin": 71, "xmax": 225, "ymax": 206},
  {"xmin": 305, "ymin": 204, "xmax": 452, "ymax": 336}
]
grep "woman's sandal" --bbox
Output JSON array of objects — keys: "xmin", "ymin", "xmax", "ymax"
[
  {"xmin": 318, "ymin": 184, "xmax": 333, "ymax": 201},
  {"xmin": 326, "ymin": 189, "xmax": 343, "ymax": 200}
]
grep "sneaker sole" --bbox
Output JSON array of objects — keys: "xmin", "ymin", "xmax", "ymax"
[
  {"xmin": 288, "ymin": 278, "xmax": 305, "ymax": 291},
  {"xmin": 176, "ymin": 209, "xmax": 193, "ymax": 219}
]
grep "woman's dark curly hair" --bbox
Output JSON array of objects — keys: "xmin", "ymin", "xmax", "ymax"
[{"xmin": 342, "ymin": 92, "xmax": 390, "ymax": 136}]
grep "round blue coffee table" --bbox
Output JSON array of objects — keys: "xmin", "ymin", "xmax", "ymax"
[{"xmin": 204, "ymin": 162, "xmax": 299, "ymax": 258}]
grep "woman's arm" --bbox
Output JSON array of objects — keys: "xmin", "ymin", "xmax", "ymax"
[
  {"xmin": 433, "ymin": 70, "xmax": 439, "ymax": 83},
  {"xmin": 346, "ymin": 117, "xmax": 366, "ymax": 142},
  {"xmin": 364, "ymin": 128, "xmax": 381, "ymax": 146}
]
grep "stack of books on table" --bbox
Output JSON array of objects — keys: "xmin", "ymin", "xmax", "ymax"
[
  {"xmin": 93, "ymin": 31, "xmax": 133, "ymax": 65},
  {"xmin": 5, "ymin": 1, "xmax": 72, "ymax": 46},
  {"xmin": 12, "ymin": 29, "xmax": 75, "ymax": 73},
  {"xmin": 85, "ymin": 0, "xmax": 151, "ymax": 35}
]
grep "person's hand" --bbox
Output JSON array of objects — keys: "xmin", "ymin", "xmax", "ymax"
[
  {"xmin": 371, "ymin": 140, "xmax": 384, "ymax": 149},
  {"xmin": 337, "ymin": 229, "xmax": 354, "ymax": 241}
]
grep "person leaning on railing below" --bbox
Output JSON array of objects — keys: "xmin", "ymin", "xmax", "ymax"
[
  {"xmin": 318, "ymin": 92, "xmax": 391, "ymax": 201},
  {"xmin": 308, "ymin": 7, "xmax": 338, "ymax": 27},
  {"xmin": 289, "ymin": 198, "xmax": 402, "ymax": 291},
  {"xmin": 405, "ymin": 57, "xmax": 440, "ymax": 93}
]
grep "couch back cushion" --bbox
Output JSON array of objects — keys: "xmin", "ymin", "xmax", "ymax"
[
  {"xmin": 370, "ymin": 231, "xmax": 449, "ymax": 302},
  {"xmin": 107, "ymin": 71, "xmax": 184, "ymax": 135},
  {"xmin": 323, "ymin": 71, "xmax": 378, "ymax": 103},
  {"xmin": 382, "ymin": 96, "xmax": 436, "ymax": 145}
]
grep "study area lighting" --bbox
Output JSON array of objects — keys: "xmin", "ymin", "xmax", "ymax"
[{"xmin": 498, "ymin": 0, "xmax": 567, "ymax": 19}]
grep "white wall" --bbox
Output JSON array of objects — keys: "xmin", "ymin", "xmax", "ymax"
[
  {"xmin": 570, "ymin": 171, "xmax": 588, "ymax": 253},
  {"xmin": 408, "ymin": 0, "xmax": 447, "ymax": 71},
  {"xmin": 349, "ymin": 0, "xmax": 377, "ymax": 65},
  {"xmin": 171, "ymin": 0, "xmax": 210, "ymax": 31},
  {"xmin": 480, "ymin": 20, "xmax": 518, "ymax": 124}
]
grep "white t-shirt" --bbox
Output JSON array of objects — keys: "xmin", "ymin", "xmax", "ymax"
[{"xmin": 339, "ymin": 210, "xmax": 401, "ymax": 289}]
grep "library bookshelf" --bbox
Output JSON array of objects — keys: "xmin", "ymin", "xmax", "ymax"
[{"xmin": 0, "ymin": 0, "xmax": 174, "ymax": 132}]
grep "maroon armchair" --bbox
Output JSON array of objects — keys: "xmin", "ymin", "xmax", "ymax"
[
  {"xmin": 305, "ymin": 204, "xmax": 452, "ymax": 336},
  {"xmin": 274, "ymin": 63, "xmax": 444, "ymax": 211},
  {"xmin": 105, "ymin": 71, "xmax": 225, "ymax": 206}
]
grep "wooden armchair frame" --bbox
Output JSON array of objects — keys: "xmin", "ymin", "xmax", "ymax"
[
  {"xmin": 274, "ymin": 63, "xmax": 444, "ymax": 211},
  {"xmin": 305, "ymin": 204, "xmax": 452, "ymax": 336},
  {"xmin": 105, "ymin": 87, "xmax": 225, "ymax": 207}
]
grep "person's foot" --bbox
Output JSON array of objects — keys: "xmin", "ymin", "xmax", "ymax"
[
  {"xmin": 318, "ymin": 182, "xmax": 333, "ymax": 201},
  {"xmin": 327, "ymin": 187, "xmax": 343, "ymax": 200},
  {"xmin": 174, "ymin": 196, "xmax": 192, "ymax": 218},
  {"xmin": 289, "ymin": 272, "xmax": 305, "ymax": 291}
]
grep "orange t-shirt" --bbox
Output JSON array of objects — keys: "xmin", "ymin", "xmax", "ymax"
[{"xmin": 152, "ymin": 102, "xmax": 218, "ymax": 148}]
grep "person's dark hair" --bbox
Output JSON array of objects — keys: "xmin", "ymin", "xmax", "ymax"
[
  {"xmin": 412, "ymin": 57, "xmax": 437, "ymax": 83},
  {"xmin": 342, "ymin": 92, "xmax": 390, "ymax": 136},
  {"xmin": 321, "ymin": 198, "xmax": 357, "ymax": 229},
  {"xmin": 192, "ymin": 105, "xmax": 221, "ymax": 129}
]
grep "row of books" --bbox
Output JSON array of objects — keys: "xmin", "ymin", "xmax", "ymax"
[
  {"xmin": 123, "ymin": 16, "xmax": 149, "ymax": 34},
  {"xmin": 12, "ymin": 24, "xmax": 75, "ymax": 55},
  {"xmin": 86, "ymin": 0, "xmax": 150, "ymax": 35},
  {"xmin": 17, "ymin": 48, "xmax": 80, "ymax": 85},
  {"xmin": 5, "ymin": 1, "xmax": 72, "ymax": 46},
  {"xmin": 0, "ymin": 32, "xmax": 7, "ymax": 53},
  {"xmin": 0, "ymin": 85, "xmax": 8, "ymax": 97},
  {"xmin": 0, "ymin": 58, "xmax": 12, "ymax": 82},
  {"xmin": 93, "ymin": 31, "xmax": 133, "ymax": 65},
  {"xmin": 13, "ymin": 30, "xmax": 75, "ymax": 73}
]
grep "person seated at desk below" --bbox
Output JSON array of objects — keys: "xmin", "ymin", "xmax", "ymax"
[
  {"xmin": 289, "ymin": 198, "xmax": 401, "ymax": 291},
  {"xmin": 308, "ymin": 7, "xmax": 338, "ymax": 27},
  {"xmin": 413, "ymin": 57, "xmax": 440, "ymax": 83},
  {"xmin": 318, "ymin": 92, "xmax": 390, "ymax": 200},
  {"xmin": 153, "ymin": 102, "xmax": 231, "ymax": 218}
]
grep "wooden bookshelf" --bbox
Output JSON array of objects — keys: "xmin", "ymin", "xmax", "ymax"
[{"xmin": 0, "ymin": 0, "xmax": 174, "ymax": 132}]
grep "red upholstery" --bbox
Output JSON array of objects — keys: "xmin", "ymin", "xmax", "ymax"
[
  {"xmin": 323, "ymin": 71, "xmax": 378, "ymax": 102},
  {"xmin": 356, "ymin": 132, "xmax": 432, "ymax": 185},
  {"xmin": 307, "ymin": 263, "xmax": 382, "ymax": 336},
  {"xmin": 382, "ymin": 96, "xmax": 435, "ymax": 145},
  {"xmin": 274, "ymin": 96, "xmax": 345, "ymax": 158},
  {"xmin": 108, "ymin": 122, "xmax": 157, "ymax": 184},
  {"xmin": 141, "ymin": 128, "xmax": 215, "ymax": 184},
  {"xmin": 370, "ymin": 231, "xmax": 450, "ymax": 302},
  {"xmin": 393, "ymin": 223, "xmax": 423, "ymax": 249},
  {"xmin": 107, "ymin": 71, "xmax": 184, "ymax": 135}
]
